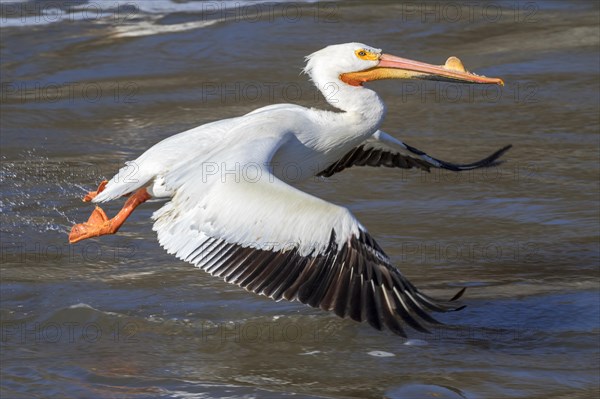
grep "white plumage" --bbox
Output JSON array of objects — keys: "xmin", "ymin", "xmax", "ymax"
[{"xmin": 71, "ymin": 43, "xmax": 508, "ymax": 336}]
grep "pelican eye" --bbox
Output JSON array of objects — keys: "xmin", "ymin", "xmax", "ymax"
[{"xmin": 355, "ymin": 49, "xmax": 379, "ymax": 61}]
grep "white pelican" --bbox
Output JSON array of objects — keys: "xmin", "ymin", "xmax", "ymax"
[{"xmin": 69, "ymin": 43, "xmax": 508, "ymax": 336}]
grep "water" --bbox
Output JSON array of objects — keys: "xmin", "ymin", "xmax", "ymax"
[{"xmin": 1, "ymin": 1, "xmax": 599, "ymax": 398}]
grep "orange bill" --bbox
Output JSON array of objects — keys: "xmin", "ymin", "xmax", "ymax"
[{"xmin": 341, "ymin": 54, "xmax": 504, "ymax": 86}]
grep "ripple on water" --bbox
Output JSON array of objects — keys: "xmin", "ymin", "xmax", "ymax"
[{"xmin": 385, "ymin": 384, "xmax": 469, "ymax": 399}]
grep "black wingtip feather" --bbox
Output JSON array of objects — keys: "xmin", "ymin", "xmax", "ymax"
[
  {"xmin": 450, "ymin": 287, "xmax": 467, "ymax": 301},
  {"xmin": 438, "ymin": 144, "xmax": 513, "ymax": 171},
  {"xmin": 404, "ymin": 143, "xmax": 513, "ymax": 172}
]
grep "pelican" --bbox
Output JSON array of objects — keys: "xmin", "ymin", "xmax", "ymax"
[{"xmin": 69, "ymin": 43, "xmax": 509, "ymax": 336}]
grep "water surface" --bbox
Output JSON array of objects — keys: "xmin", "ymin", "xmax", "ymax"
[{"xmin": 1, "ymin": 1, "xmax": 599, "ymax": 398}]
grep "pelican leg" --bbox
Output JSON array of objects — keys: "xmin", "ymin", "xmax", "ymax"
[
  {"xmin": 82, "ymin": 180, "xmax": 108, "ymax": 202},
  {"xmin": 69, "ymin": 188, "xmax": 151, "ymax": 244}
]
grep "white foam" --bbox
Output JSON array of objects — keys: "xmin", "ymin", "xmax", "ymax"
[
  {"xmin": 299, "ymin": 350, "xmax": 321, "ymax": 355},
  {"xmin": 404, "ymin": 338, "xmax": 429, "ymax": 346},
  {"xmin": 367, "ymin": 350, "xmax": 395, "ymax": 357},
  {"xmin": 108, "ymin": 18, "xmax": 222, "ymax": 38},
  {"xmin": 109, "ymin": 0, "xmax": 323, "ymax": 15}
]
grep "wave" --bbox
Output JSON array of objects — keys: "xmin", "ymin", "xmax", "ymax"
[{"xmin": 0, "ymin": 0, "xmax": 327, "ymax": 29}]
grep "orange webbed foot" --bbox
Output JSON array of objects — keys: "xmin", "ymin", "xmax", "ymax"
[
  {"xmin": 69, "ymin": 207, "xmax": 112, "ymax": 244},
  {"xmin": 83, "ymin": 180, "xmax": 108, "ymax": 202},
  {"xmin": 69, "ymin": 187, "xmax": 151, "ymax": 244}
]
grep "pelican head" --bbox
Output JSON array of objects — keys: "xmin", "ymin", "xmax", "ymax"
[{"xmin": 305, "ymin": 42, "xmax": 504, "ymax": 87}]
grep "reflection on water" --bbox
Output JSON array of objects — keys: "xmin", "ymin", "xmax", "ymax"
[{"xmin": 1, "ymin": 0, "xmax": 599, "ymax": 398}]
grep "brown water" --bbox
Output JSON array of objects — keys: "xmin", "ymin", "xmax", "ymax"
[{"xmin": 1, "ymin": 1, "xmax": 599, "ymax": 398}]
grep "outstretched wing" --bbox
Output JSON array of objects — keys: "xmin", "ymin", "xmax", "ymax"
[
  {"xmin": 317, "ymin": 130, "xmax": 512, "ymax": 177},
  {"xmin": 152, "ymin": 135, "xmax": 464, "ymax": 336}
]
